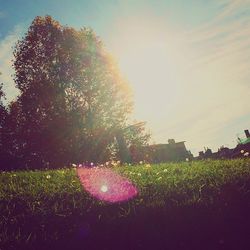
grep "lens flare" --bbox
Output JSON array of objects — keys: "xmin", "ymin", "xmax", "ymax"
[
  {"xmin": 100, "ymin": 185, "xmax": 108, "ymax": 192},
  {"xmin": 77, "ymin": 167, "xmax": 138, "ymax": 203}
]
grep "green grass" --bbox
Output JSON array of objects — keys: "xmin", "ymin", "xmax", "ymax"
[{"xmin": 1, "ymin": 159, "xmax": 250, "ymax": 250}]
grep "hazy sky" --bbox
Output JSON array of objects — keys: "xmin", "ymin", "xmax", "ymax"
[{"xmin": 0, "ymin": 0, "xmax": 250, "ymax": 155}]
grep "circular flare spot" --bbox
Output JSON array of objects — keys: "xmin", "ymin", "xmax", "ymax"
[
  {"xmin": 77, "ymin": 167, "xmax": 138, "ymax": 203},
  {"xmin": 101, "ymin": 185, "xmax": 108, "ymax": 192}
]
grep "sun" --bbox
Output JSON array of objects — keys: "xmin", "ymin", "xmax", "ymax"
[{"xmin": 108, "ymin": 18, "xmax": 187, "ymax": 121}]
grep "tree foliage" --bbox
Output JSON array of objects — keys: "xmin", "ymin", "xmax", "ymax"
[
  {"xmin": 9, "ymin": 16, "xmax": 133, "ymax": 168},
  {"xmin": 125, "ymin": 123, "xmax": 151, "ymax": 163},
  {"xmin": 0, "ymin": 83, "xmax": 7, "ymax": 125},
  {"xmin": 0, "ymin": 83, "xmax": 7, "ymax": 150}
]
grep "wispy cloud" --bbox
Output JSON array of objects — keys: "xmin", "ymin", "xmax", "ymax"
[
  {"xmin": 141, "ymin": 0, "xmax": 250, "ymax": 154},
  {"xmin": 170, "ymin": 0, "xmax": 250, "ymax": 152},
  {"xmin": 188, "ymin": 0, "xmax": 250, "ymax": 69},
  {"xmin": 0, "ymin": 25, "xmax": 23, "ymax": 103}
]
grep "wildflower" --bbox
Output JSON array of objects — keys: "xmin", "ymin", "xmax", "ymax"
[
  {"xmin": 240, "ymin": 150, "xmax": 244, "ymax": 154},
  {"xmin": 156, "ymin": 172, "xmax": 160, "ymax": 175},
  {"xmin": 78, "ymin": 164, "xmax": 83, "ymax": 167},
  {"xmin": 72, "ymin": 163, "xmax": 77, "ymax": 167},
  {"xmin": 139, "ymin": 161, "xmax": 143, "ymax": 165},
  {"xmin": 105, "ymin": 162, "xmax": 109, "ymax": 166},
  {"xmin": 163, "ymin": 169, "xmax": 168, "ymax": 172},
  {"xmin": 46, "ymin": 175, "xmax": 51, "ymax": 179},
  {"xmin": 112, "ymin": 161, "xmax": 118, "ymax": 167},
  {"xmin": 244, "ymin": 152, "xmax": 249, "ymax": 157},
  {"xmin": 137, "ymin": 173, "xmax": 142, "ymax": 176},
  {"xmin": 145, "ymin": 164, "xmax": 151, "ymax": 168},
  {"xmin": 90, "ymin": 162, "xmax": 94, "ymax": 166},
  {"xmin": 186, "ymin": 158, "xmax": 189, "ymax": 162},
  {"xmin": 12, "ymin": 174, "xmax": 17, "ymax": 177}
]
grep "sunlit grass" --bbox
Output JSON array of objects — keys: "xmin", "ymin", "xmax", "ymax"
[{"xmin": 1, "ymin": 159, "xmax": 250, "ymax": 249}]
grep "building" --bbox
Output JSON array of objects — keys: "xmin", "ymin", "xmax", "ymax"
[
  {"xmin": 196, "ymin": 129, "xmax": 250, "ymax": 160},
  {"xmin": 130, "ymin": 139, "xmax": 192, "ymax": 163}
]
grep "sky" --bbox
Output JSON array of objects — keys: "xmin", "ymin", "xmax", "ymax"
[{"xmin": 0, "ymin": 0, "xmax": 250, "ymax": 155}]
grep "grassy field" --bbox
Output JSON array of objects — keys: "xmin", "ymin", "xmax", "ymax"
[{"xmin": 1, "ymin": 159, "xmax": 250, "ymax": 250}]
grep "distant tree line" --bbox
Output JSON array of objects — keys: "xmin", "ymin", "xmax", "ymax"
[{"xmin": 0, "ymin": 16, "xmax": 149, "ymax": 170}]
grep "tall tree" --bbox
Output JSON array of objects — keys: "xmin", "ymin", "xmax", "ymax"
[{"xmin": 12, "ymin": 16, "xmax": 133, "ymax": 168}]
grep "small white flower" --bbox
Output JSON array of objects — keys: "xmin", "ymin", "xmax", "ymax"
[
  {"xmin": 139, "ymin": 161, "xmax": 143, "ymax": 164},
  {"xmin": 156, "ymin": 172, "xmax": 160, "ymax": 175},
  {"xmin": 163, "ymin": 169, "xmax": 168, "ymax": 172},
  {"xmin": 12, "ymin": 174, "xmax": 17, "ymax": 177},
  {"xmin": 78, "ymin": 164, "xmax": 83, "ymax": 167},
  {"xmin": 72, "ymin": 163, "xmax": 77, "ymax": 167},
  {"xmin": 186, "ymin": 158, "xmax": 189, "ymax": 162},
  {"xmin": 46, "ymin": 175, "xmax": 51, "ymax": 179},
  {"xmin": 137, "ymin": 173, "xmax": 142, "ymax": 176},
  {"xmin": 240, "ymin": 150, "xmax": 244, "ymax": 154},
  {"xmin": 145, "ymin": 164, "xmax": 151, "ymax": 168},
  {"xmin": 244, "ymin": 152, "xmax": 249, "ymax": 157},
  {"xmin": 90, "ymin": 162, "xmax": 94, "ymax": 166}
]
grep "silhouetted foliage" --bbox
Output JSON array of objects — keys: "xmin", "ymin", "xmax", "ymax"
[
  {"xmin": 1, "ymin": 99, "xmax": 24, "ymax": 169},
  {"xmin": 0, "ymin": 83, "xmax": 8, "ymax": 162},
  {"xmin": 0, "ymin": 84, "xmax": 19, "ymax": 169},
  {"xmin": 8, "ymin": 16, "xmax": 133, "ymax": 169},
  {"xmin": 126, "ymin": 123, "xmax": 151, "ymax": 163},
  {"xmin": 0, "ymin": 83, "xmax": 7, "ymax": 127}
]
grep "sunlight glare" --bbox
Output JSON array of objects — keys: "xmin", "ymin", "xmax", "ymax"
[
  {"xmin": 109, "ymin": 18, "xmax": 190, "ymax": 122},
  {"xmin": 101, "ymin": 184, "xmax": 108, "ymax": 193}
]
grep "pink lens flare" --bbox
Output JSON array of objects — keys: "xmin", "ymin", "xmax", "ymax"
[{"xmin": 77, "ymin": 167, "xmax": 138, "ymax": 203}]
